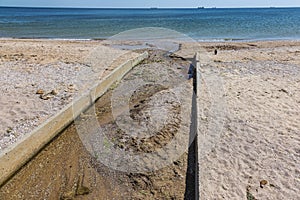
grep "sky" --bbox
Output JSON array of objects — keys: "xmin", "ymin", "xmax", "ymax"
[{"xmin": 0, "ymin": 0, "xmax": 300, "ymax": 8}]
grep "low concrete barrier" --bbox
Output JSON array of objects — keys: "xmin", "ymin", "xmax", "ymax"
[
  {"xmin": 194, "ymin": 52, "xmax": 201, "ymax": 200},
  {"xmin": 0, "ymin": 51, "xmax": 148, "ymax": 187},
  {"xmin": 195, "ymin": 51, "xmax": 226, "ymax": 199}
]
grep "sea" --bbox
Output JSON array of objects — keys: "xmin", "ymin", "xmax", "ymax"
[{"xmin": 0, "ymin": 7, "xmax": 300, "ymax": 41}]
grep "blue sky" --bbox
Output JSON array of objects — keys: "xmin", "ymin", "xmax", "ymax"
[{"xmin": 1, "ymin": 0, "xmax": 300, "ymax": 8}]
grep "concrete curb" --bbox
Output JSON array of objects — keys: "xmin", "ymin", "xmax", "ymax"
[
  {"xmin": 0, "ymin": 51, "xmax": 148, "ymax": 187},
  {"xmin": 194, "ymin": 52, "xmax": 201, "ymax": 200},
  {"xmin": 195, "ymin": 51, "xmax": 226, "ymax": 199}
]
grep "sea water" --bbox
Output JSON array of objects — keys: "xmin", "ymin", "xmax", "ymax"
[{"xmin": 0, "ymin": 7, "xmax": 300, "ymax": 41}]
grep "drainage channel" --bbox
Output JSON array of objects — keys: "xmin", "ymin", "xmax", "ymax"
[{"xmin": 0, "ymin": 50, "xmax": 197, "ymax": 200}]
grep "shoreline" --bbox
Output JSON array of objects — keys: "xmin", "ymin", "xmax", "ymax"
[
  {"xmin": 1, "ymin": 6, "xmax": 300, "ymax": 9},
  {"xmin": 1, "ymin": 37, "xmax": 300, "ymax": 43}
]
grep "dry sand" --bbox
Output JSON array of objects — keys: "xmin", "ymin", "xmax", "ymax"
[
  {"xmin": 0, "ymin": 39, "xmax": 138, "ymax": 151},
  {"xmin": 178, "ymin": 40, "xmax": 300, "ymax": 199}
]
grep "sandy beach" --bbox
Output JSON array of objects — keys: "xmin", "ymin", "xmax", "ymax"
[
  {"xmin": 179, "ymin": 40, "xmax": 300, "ymax": 199},
  {"xmin": 0, "ymin": 39, "xmax": 138, "ymax": 151},
  {"xmin": 0, "ymin": 39, "xmax": 299, "ymax": 199}
]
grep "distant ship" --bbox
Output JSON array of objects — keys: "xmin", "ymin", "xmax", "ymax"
[
  {"xmin": 150, "ymin": 7, "xmax": 158, "ymax": 10},
  {"xmin": 197, "ymin": 7, "xmax": 205, "ymax": 9}
]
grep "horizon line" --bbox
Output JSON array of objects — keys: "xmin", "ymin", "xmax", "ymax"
[{"xmin": 1, "ymin": 6, "xmax": 300, "ymax": 9}]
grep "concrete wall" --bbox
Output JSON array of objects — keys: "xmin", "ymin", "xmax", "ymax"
[{"xmin": 195, "ymin": 52, "xmax": 201, "ymax": 200}]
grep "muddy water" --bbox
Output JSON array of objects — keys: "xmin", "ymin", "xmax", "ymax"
[{"xmin": 0, "ymin": 50, "xmax": 193, "ymax": 200}]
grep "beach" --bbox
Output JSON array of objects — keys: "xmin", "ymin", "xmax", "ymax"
[
  {"xmin": 182, "ymin": 40, "xmax": 300, "ymax": 199},
  {"xmin": 0, "ymin": 39, "xmax": 299, "ymax": 199},
  {"xmin": 0, "ymin": 39, "xmax": 138, "ymax": 151}
]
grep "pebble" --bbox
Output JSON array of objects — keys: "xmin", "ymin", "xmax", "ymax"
[
  {"xmin": 60, "ymin": 191, "xmax": 74, "ymax": 200},
  {"xmin": 6, "ymin": 127, "xmax": 13, "ymax": 134},
  {"xmin": 50, "ymin": 89, "xmax": 58, "ymax": 95},
  {"xmin": 260, "ymin": 180, "xmax": 268, "ymax": 188},
  {"xmin": 76, "ymin": 186, "xmax": 90, "ymax": 196},
  {"xmin": 36, "ymin": 89, "xmax": 44, "ymax": 95},
  {"xmin": 40, "ymin": 94, "xmax": 52, "ymax": 100},
  {"xmin": 67, "ymin": 84, "xmax": 77, "ymax": 92}
]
